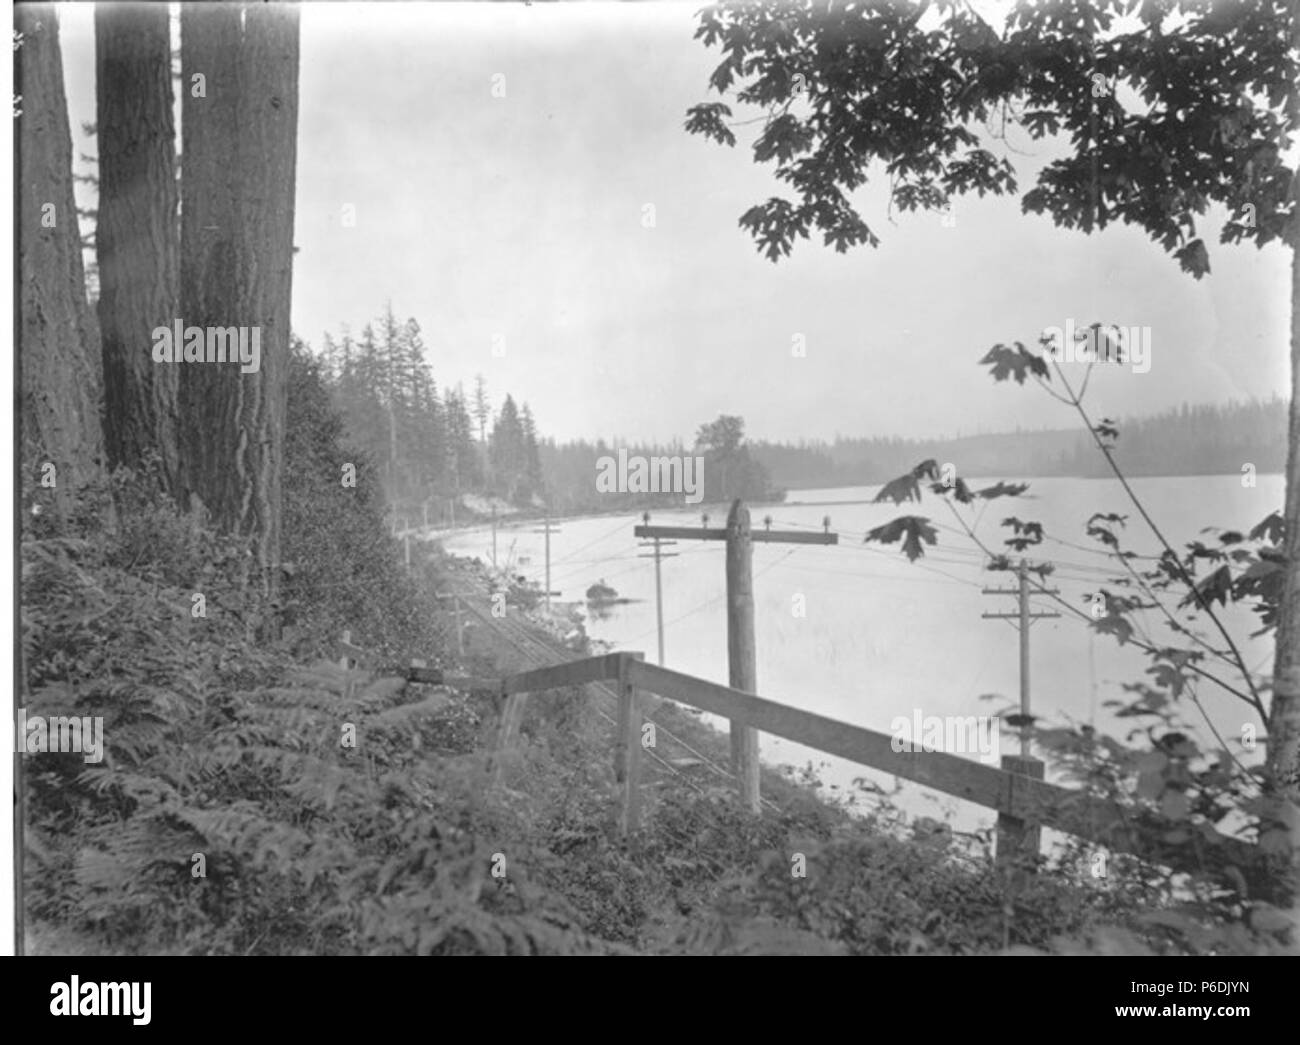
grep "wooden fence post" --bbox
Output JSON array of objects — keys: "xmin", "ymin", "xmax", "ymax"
[
  {"xmin": 409, "ymin": 659, "xmax": 426, "ymax": 751},
  {"xmin": 614, "ymin": 652, "xmax": 645, "ymax": 834},
  {"xmin": 338, "ymin": 629, "xmax": 363, "ymax": 702},
  {"xmin": 996, "ymin": 754, "xmax": 1045, "ymax": 870},
  {"xmin": 493, "ymin": 682, "xmax": 524, "ymax": 786}
]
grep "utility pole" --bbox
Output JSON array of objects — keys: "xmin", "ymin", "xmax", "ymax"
[
  {"xmin": 491, "ymin": 506, "xmax": 498, "ymax": 570},
  {"xmin": 637, "ymin": 511, "xmax": 678, "ymax": 666},
  {"xmin": 981, "ymin": 559, "xmax": 1060, "ymax": 756},
  {"xmin": 634, "ymin": 501, "xmax": 837, "ymax": 813},
  {"xmin": 532, "ymin": 506, "xmax": 561, "ymax": 610}
]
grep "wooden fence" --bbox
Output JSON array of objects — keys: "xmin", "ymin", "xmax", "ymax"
[{"xmin": 485, "ymin": 650, "xmax": 1269, "ymax": 891}]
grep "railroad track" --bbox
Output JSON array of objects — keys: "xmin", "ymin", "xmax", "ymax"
[{"xmin": 449, "ymin": 569, "xmax": 782, "ymax": 812}]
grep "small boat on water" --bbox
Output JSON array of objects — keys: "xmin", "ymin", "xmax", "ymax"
[{"xmin": 585, "ymin": 579, "xmax": 619, "ymax": 603}]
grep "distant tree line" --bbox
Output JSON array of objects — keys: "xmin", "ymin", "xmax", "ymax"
[
  {"xmin": 751, "ymin": 398, "xmax": 1288, "ymax": 489},
  {"xmin": 317, "ymin": 328, "xmax": 1281, "ymax": 520},
  {"xmin": 312, "ymin": 306, "xmax": 542, "ymax": 522},
  {"xmin": 313, "ymin": 315, "xmax": 1281, "ymax": 518},
  {"xmin": 539, "ymin": 414, "xmax": 783, "ymax": 514},
  {"xmin": 314, "ymin": 327, "xmax": 784, "ymax": 518}
]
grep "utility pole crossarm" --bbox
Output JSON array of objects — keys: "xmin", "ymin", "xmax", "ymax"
[
  {"xmin": 634, "ymin": 525, "xmax": 837, "ymax": 545},
  {"xmin": 981, "ymin": 581, "xmax": 1060, "ymax": 620}
]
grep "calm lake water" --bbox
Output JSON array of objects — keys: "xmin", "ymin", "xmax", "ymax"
[{"xmin": 440, "ymin": 475, "xmax": 1281, "ymax": 835}]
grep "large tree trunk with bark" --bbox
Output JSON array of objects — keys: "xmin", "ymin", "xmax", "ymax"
[
  {"xmin": 1270, "ymin": 241, "xmax": 1300, "ymax": 812},
  {"xmin": 17, "ymin": 7, "xmax": 104, "ymax": 508},
  {"xmin": 1263, "ymin": 18, "xmax": 1300, "ymax": 888},
  {"xmin": 179, "ymin": 1, "xmax": 299, "ymax": 634},
  {"xmin": 95, "ymin": 2, "xmax": 179, "ymax": 487},
  {"xmin": 1259, "ymin": 238, "xmax": 1300, "ymax": 903}
]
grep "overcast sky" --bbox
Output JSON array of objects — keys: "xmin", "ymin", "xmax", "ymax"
[{"xmin": 59, "ymin": 2, "xmax": 1291, "ymax": 445}]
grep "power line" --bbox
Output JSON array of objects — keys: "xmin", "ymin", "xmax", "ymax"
[
  {"xmin": 551, "ymin": 515, "xmax": 638, "ymax": 565},
  {"xmin": 777, "ymin": 516, "xmax": 1140, "ymax": 581},
  {"xmin": 619, "ymin": 548, "xmax": 802, "ymax": 645}
]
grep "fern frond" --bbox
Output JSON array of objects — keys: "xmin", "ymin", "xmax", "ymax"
[
  {"xmin": 367, "ymin": 694, "xmax": 451, "ymax": 732},
  {"xmin": 175, "ymin": 803, "xmax": 311, "ymax": 871},
  {"xmin": 75, "ymin": 767, "xmax": 182, "ymax": 808}
]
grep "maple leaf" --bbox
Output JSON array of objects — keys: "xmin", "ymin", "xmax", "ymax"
[
  {"xmin": 875, "ymin": 460, "xmax": 939, "ymax": 506},
  {"xmin": 1086, "ymin": 512, "xmax": 1127, "ymax": 549},
  {"xmin": 976, "ymin": 481, "xmax": 1029, "ymax": 500},
  {"xmin": 1180, "ymin": 564, "xmax": 1232, "ymax": 610},
  {"xmin": 683, "ymin": 102, "xmax": 737, "ymax": 148},
  {"xmin": 865, "ymin": 516, "xmax": 938, "ymax": 562},
  {"xmin": 1173, "ymin": 238, "xmax": 1210, "ymax": 278},
  {"xmin": 1001, "ymin": 516, "xmax": 1043, "ymax": 551},
  {"xmin": 1147, "ymin": 661, "xmax": 1187, "ymax": 699},
  {"xmin": 874, "ymin": 473, "xmax": 921, "ymax": 505},
  {"xmin": 1248, "ymin": 511, "xmax": 1283, "ymax": 545},
  {"xmin": 930, "ymin": 477, "xmax": 975, "ymax": 503},
  {"xmin": 979, "ymin": 342, "xmax": 1049, "ymax": 385},
  {"xmin": 1089, "ymin": 591, "xmax": 1135, "ymax": 644}
]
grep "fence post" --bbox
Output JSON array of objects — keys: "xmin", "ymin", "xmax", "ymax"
[
  {"xmin": 493, "ymin": 681, "xmax": 525, "ymax": 786},
  {"xmin": 996, "ymin": 754, "xmax": 1045, "ymax": 870},
  {"xmin": 614, "ymin": 652, "xmax": 645, "ymax": 834},
  {"xmin": 409, "ymin": 659, "xmax": 426, "ymax": 750},
  {"xmin": 488, "ymin": 688, "xmax": 510, "ymax": 786}
]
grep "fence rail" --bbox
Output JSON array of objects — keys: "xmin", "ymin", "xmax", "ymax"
[{"xmin": 486, "ymin": 650, "xmax": 1267, "ymax": 890}]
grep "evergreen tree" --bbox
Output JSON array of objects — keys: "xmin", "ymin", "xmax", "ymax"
[
  {"xmin": 445, "ymin": 383, "xmax": 479, "ymax": 492},
  {"xmin": 178, "ymin": 0, "xmax": 300, "ymax": 630},
  {"xmin": 472, "ymin": 373, "xmax": 491, "ymax": 447},
  {"xmin": 95, "ymin": 2, "xmax": 178, "ymax": 487},
  {"xmin": 490, "ymin": 394, "xmax": 525, "ymax": 502},
  {"xmin": 17, "ymin": 7, "xmax": 105, "ymax": 512},
  {"xmin": 520, "ymin": 402, "xmax": 543, "ymax": 494}
]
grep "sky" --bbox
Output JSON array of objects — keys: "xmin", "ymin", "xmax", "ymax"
[{"xmin": 57, "ymin": 2, "xmax": 1292, "ymax": 446}]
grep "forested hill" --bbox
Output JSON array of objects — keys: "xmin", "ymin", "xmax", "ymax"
[{"xmin": 751, "ymin": 398, "xmax": 1287, "ymax": 489}]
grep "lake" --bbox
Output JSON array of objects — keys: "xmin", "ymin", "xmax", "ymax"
[{"xmin": 440, "ymin": 474, "xmax": 1282, "ymax": 836}]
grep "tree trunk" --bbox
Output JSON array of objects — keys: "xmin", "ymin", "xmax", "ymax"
[
  {"xmin": 95, "ymin": 2, "xmax": 179, "ymax": 487},
  {"xmin": 1262, "ymin": 13, "xmax": 1300, "ymax": 886},
  {"xmin": 1269, "ymin": 241, "xmax": 1300, "ymax": 805},
  {"xmin": 179, "ymin": 1, "xmax": 299, "ymax": 634},
  {"xmin": 17, "ymin": 6, "xmax": 104, "ymax": 508}
]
